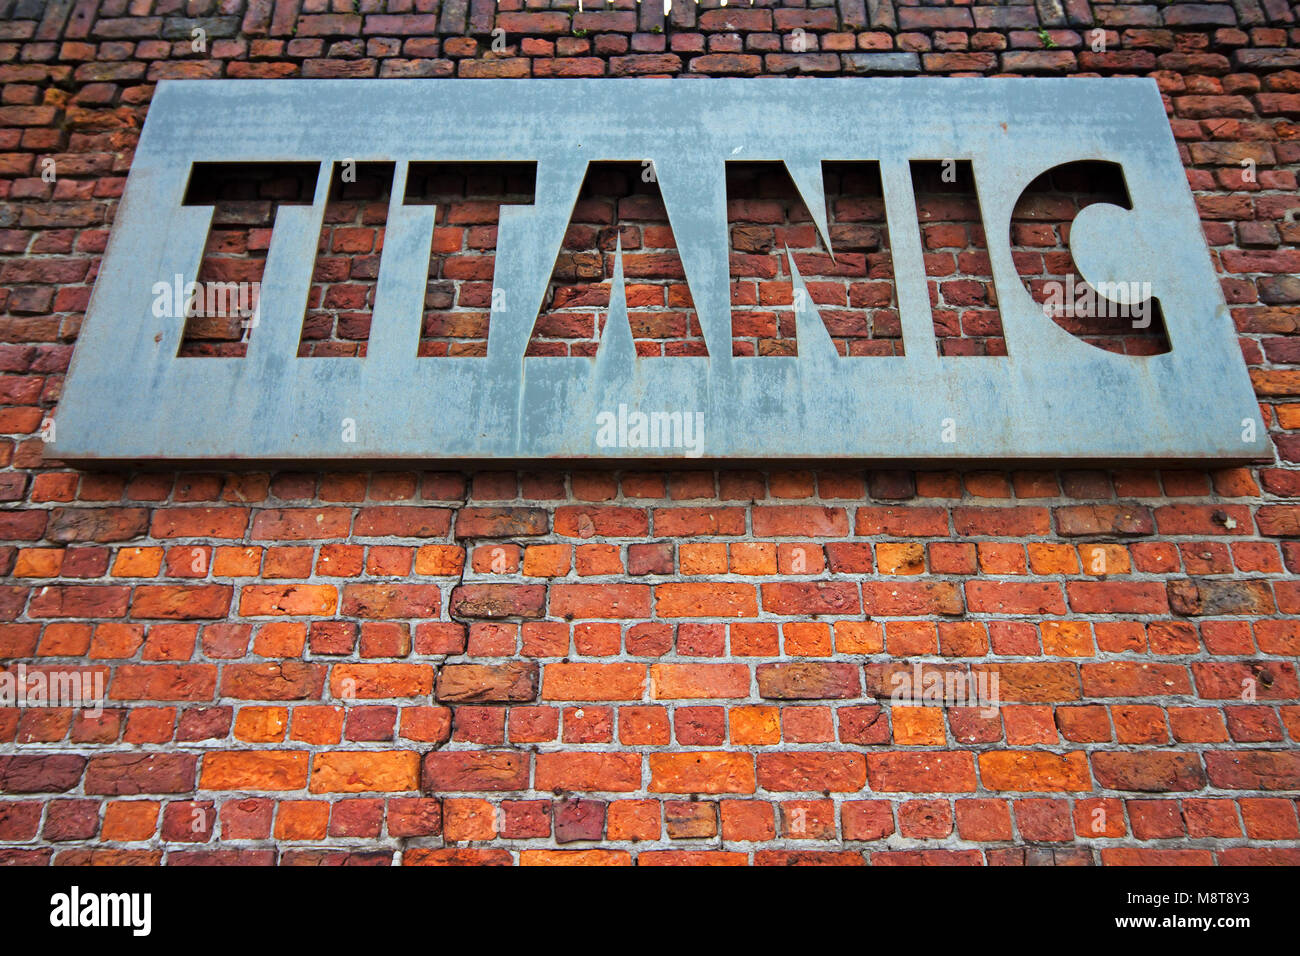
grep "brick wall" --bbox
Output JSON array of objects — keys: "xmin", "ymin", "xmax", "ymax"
[{"xmin": 1, "ymin": 0, "xmax": 1298, "ymax": 866}]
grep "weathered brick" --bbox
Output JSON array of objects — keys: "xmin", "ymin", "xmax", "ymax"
[
  {"xmin": 655, "ymin": 583, "xmax": 757, "ymax": 617},
  {"xmin": 199, "ymin": 751, "xmax": 308, "ymax": 791},
  {"xmin": 46, "ymin": 507, "xmax": 148, "ymax": 542},
  {"xmin": 422, "ymin": 751, "xmax": 529, "ymax": 791},
  {"xmin": 756, "ymin": 662, "xmax": 861, "ymax": 700},
  {"xmin": 1090, "ymin": 752, "xmax": 1206, "ymax": 792},
  {"xmin": 0, "ymin": 755, "xmax": 86, "ymax": 793},
  {"xmin": 866, "ymin": 752, "xmax": 978, "ymax": 792},
  {"xmin": 535, "ymin": 752, "xmax": 640, "ymax": 792},
  {"xmin": 979, "ymin": 752, "xmax": 1093, "ymax": 792},
  {"xmin": 543, "ymin": 663, "xmax": 645, "ymax": 701},
  {"xmin": 221, "ymin": 663, "xmax": 327, "ymax": 701},
  {"xmin": 449, "ymin": 584, "xmax": 545, "ymax": 619},
  {"xmin": 551, "ymin": 583, "xmax": 651, "ymax": 618},
  {"xmin": 1168, "ymin": 578, "xmax": 1275, "ymax": 615},
  {"xmin": 130, "ymin": 584, "xmax": 232, "ymax": 619},
  {"xmin": 341, "ymin": 583, "xmax": 441, "ymax": 618},
  {"xmin": 649, "ymin": 752, "xmax": 755, "ymax": 794},
  {"xmin": 310, "ymin": 751, "xmax": 420, "ymax": 793},
  {"xmin": 436, "ymin": 662, "xmax": 539, "ymax": 703},
  {"xmin": 85, "ymin": 753, "xmax": 196, "ymax": 795},
  {"xmin": 455, "ymin": 507, "xmax": 548, "ymax": 538},
  {"xmin": 757, "ymin": 753, "xmax": 866, "ymax": 792},
  {"xmin": 650, "ymin": 663, "xmax": 750, "ymax": 699}
]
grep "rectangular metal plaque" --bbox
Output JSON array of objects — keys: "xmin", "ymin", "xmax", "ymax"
[{"xmin": 54, "ymin": 78, "xmax": 1267, "ymax": 462}]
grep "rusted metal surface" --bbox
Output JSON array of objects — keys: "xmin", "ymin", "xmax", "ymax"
[{"xmin": 54, "ymin": 78, "xmax": 1267, "ymax": 462}]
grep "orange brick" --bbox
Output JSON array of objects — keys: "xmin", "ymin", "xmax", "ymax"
[
  {"xmin": 36, "ymin": 622, "xmax": 92, "ymax": 656},
  {"xmin": 522, "ymin": 543, "xmax": 571, "ymax": 577},
  {"xmin": 575, "ymin": 543, "xmax": 622, "ymax": 575},
  {"xmin": 887, "ymin": 621, "xmax": 937, "ymax": 656},
  {"xmin": 608, "ymin": 800, "xmax": 661, "ymax": 841},
  {"xmin": 142, "ymin": 622, "xmax": 198, "ymax": 661},
  {"xmin": 414, "ymin": 545, "xmax": 465, "ymax": 576},
  {"xmin": 443, "ymin": 798, "xmax": 498, "ymax": 841},
  {"xmin": 977, "ymin": 542, "xmax": 1025, "ymax": 575},
  {"xmin": 535, "ymin": 752, "xmax": 640, "ymax": 792},
  {"xmin": 240, "ymin": 584, "xmax": 338, "ymax": 616},
  {"xmin": 655, "ymin": 583, "xmax": 757, "ymax": 618},
  {"xmin": 649, "ymin": 752, "xmax": 755, "ymax": 794},
  {"xmin": 1041, "ymin": 621, "xmax": 1095, "ymax": 657},
  {"xmin": 291, "ymin": 705, "xmax": 344, "ymax": 745},
  {"xmin": 401, "ymin": 705, "xmax": 453, "ymax": 744},
  {"xmin": 778, "ymin": 542, "xmax": 824, "ymax": 575},
  {"xmin": 110, "ymin": 546, "xmax": 163, "ymax": 577},
  {"xmin": 834, "ymin": 621, "xmax": 883, "ymax": 654},
  {"xmin": 212, "ymin": 546, "xmax": 262, "ymax": 577},
  {"xmin": 1027, "ymin": 542, "xmax": 1079, "ymax": 575},
  {"xmin": 316, "ymin": 544, "xmax": 364, "ymax": 577},
  {"xmin": 650, "ymin": 663, "xmax": 749, "ymax": 699},
  {"xmin": 721, "ymin": 800, "xmax": 776, "ymax": 841},
  {"xmin": 100, "ymin": 800, "xmax": 160, "ymax": 842},
  {"xmin": 978, "ymin": 751, "xmax": 1091, "ymax": 792},
  {"xmin": 729, "ymin": 705, "xmax": 781, "ymax": 745},
  {"xmin": 366, "ymin": 545, "xmax": 413, "ymax": 576},
  {"xmin": 876, "ymin": 542, "xmax": 924, "ymax": 574},
  {"xmin": 252, "ymin": 622, "xmax": 307, "ymax": 657},
  {"xmin": 309, "ymin": 751, "xmax": 419, "ymax": 793},
  {"xmin": 618, "ymin": 706, "xmax": 670, "ymax": 745},
  {"xmin": 275, "ymin": 800, "xmax": 329, "ymax": 840},
  {"xmin": 783, "ymin": 622, "xmax": 831, "ymax": 656},
  {"xmin": 892, "ymin": 707, "xmax": 946, "ymax": 745},
  {"xmin": 1079, "ymin": 543, "xmax": 1131, "ymax": 575},
  {"xmin": 679, "ymin": 542, "xmax": 727, "ymax": 574},
  {"xmin": 472, "ymin": 543, "xmax": 520, "ymax": 574},
  {"xmin": 330, "ymin": 663, "xmax": 433, "ymax": 699},
  {"xmin": 89, "ymin": 622, "xmax": 145, "ymax": 659},
  {"xmin": 200, "ymin": 751, "xmax": 309, "ymax": 791},
  {"xmin": 234, "ymin": 706, "xmax": 288, "ymax": 742},
  {"xmin": 13, "ymin": 548, "xmax": 64, "ymax": 577},
  {"xmin": 519, "ymin": 850, "xmax": 631, "ymax": 866},
  {"xmin": 263, "ymin": 546, "xmax": 313, "ymax": 578},
  {"xmin": 730, "ymin": 622, "xmax": 779, "ymax": 656},
  {"xmin": 730, "ymin": 542, "xmax": 777, "ymax": 575},
  {"xmin": 543, "ymin": 662, "xmax": 645, "ymax": 701}
]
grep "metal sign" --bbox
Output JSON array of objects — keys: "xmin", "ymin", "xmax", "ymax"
[{"xmin": 54, "ymin": 78, "xmax": 1266, "ymax": 462}]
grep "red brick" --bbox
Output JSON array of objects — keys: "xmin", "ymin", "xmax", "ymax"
[
  {"xmin": 421, "ymin": 751, "xmax": 529, "ymax": 792},
  {"xmin": 757, "ymin": 753, "xmax": 866, "ymax": 792},
  {"xmin": 752, "ymin": 505, "xmax": 848, "ymax": 536},
  {"xmin": 543, "ymin": 662, "xmax": 645, "ymax": 701},
  {"xmin": 535, "ymin": 752, "xmax": 640, "ymax": 792},
  {"xmin": 866, "ymin": 752, "xmax": 978, "ymax": 792},
  {"xmin": 760, "ymin": 582, "xmax": 861, "ymax": 615},
  {"xmin": 436, "ymin": 662, "xmax": 538, "ymax": 703},
  {"xmin": 85, "ymin": 753, "xmax": 196, "ymax": 795},
  {"xmin": 649, "ymin": 753, "xmax": 755, "ymax": 794},
  {"xmin": 650, "ymin": 663, "xmax": 750, "ymax": 699},
  {"xmin": 655, "ymin": 583, "xmax": 757, "ymax": 618},
  {"xmin": 978, "ymin": 752, "xmax": 1092, "ymax": 792},
  {"xmin": 550, "ymin": 583, "xmax": 651, "ymax": 618}
]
